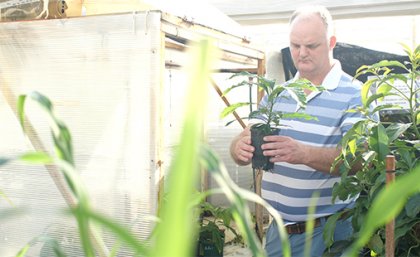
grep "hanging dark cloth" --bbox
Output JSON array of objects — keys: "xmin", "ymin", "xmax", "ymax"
[{"xmin": 281, "ymin": 42, "xmax": 410, "ymax": 82}]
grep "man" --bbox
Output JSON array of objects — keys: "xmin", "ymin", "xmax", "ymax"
[{"xmin": 230, "ymin": 5, "xmax": 365, "ymax": 257}]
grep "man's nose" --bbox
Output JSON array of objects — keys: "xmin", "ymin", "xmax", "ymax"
[{"xmin": 299, "ymin": 47, "xmax": 308, "ymax": 57}]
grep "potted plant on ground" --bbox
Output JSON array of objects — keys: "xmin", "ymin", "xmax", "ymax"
[
  {"xmin": 325, "ymin": 44, "xmax": 420, "ymax": 256},
  {"xmin": 196, "ymin": 201, "xmax": 241, "ymax": 257},
  {"xmin": 220, "ymin": 71, "xmax": 320, "ymax": 170}
]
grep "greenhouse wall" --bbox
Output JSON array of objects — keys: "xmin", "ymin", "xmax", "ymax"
[{"xmin": 0, "ymin": 12, "xmax": 163, "ymax": 256}]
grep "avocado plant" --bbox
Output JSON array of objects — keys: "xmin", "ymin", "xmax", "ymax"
[
  {"xmin": 220, "ymin": 71, "xmax": 320, "ymax": 170},
  {"xmin": 326, "ymin": 44, "xmax": 420, "ymax": 257}
]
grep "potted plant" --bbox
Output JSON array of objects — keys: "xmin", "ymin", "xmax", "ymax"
[
  {"xmin": 326, "ymin": 44, "xmax": 420, "ymax": 256},
  {"xmin": 220, "ymin": 71, "xmax": 320, "ymax": 170},
  {"xmin": 196, "ymin": 201, "xmax": 241, "ymax": 257}
]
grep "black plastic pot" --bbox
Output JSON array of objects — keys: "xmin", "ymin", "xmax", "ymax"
[
  {"xmin": 250, "ymin": 125, "xmax": 280, "ymax": 171},
  {"xmin": 196, "ymin": 230, "xmax": 225, "ymax": 257}
]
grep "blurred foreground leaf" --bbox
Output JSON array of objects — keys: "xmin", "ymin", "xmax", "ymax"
[{"xmin": 150, "ymin": 39, "xmax": 217, "ymax": 257}]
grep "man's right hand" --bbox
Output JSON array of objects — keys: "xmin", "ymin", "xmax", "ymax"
[{"xmin": 230, "ymin": 126, "xmax": 254, "ymax": 166}]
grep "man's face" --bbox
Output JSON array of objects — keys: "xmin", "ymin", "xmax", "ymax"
[{"xmin": 289, "ymin": 14, "xmax": 334, "ymax": 79}]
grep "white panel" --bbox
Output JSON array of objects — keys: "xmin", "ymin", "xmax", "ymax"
[{"xmin": 0, "ymin": 12, "xmax": 161, "ymax": 256}]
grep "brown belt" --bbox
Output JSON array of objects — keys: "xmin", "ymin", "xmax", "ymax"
[
  {"xmin": 285, "ymin": 212, "xmax": 349, "ymax": 234},
  {"xmin": 285, "ymin": 218, "xmax": 323, "ymax": 234}
]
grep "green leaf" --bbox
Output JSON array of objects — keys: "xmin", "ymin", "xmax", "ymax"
[
  {"xmin": 31, "ymin": 235, "xmax": 67, "ymax": 257},
  {"xmin": 220, "ymin": 102, "xmax": 251, "ymax": 118},
  {"xmin": 361, "ymin": 79, "xmax": 376, "ymax": 107},
  {"xmin": 0, "ymin": 190, "xmax": 14, "ymax": 206},
  {"xmin": 17, "ymin": 95, "xmax": 27, "ymax": 130},
  {"xmin": 268, "ymin": 86, "xmax": 285, "ymax": 103},
  {"xmin": 200, "ymin": 145, "xmax": 286, "ymax": 257},
  {"xmin": 281, "ymin": 112, "xmax": 318, "ymax": 121},
  {"xmin": 348, "ymin": 138, "xmax": 357, "ymax": 156},
  {"xmin": 28, "ymin": 91, "xmax": 53, "ymax": 112},
  {"xmin": 395, "ymin": 219, "xmax": 418, "ymax": 242},
  {"xmin": 405, "ymin": 193, "xmax": 420, "ymax": 218},
  {"xmin": 151, "ymin": 39, "xmax": 216, "ymax": 257},
  {"xmin": 15, "ymin": 244, "xmax": 30, "ymax": 257},
  {"xmin": 367, "ymin": 233, "xmax": 384, "ymax": 255},
  {"xmin": 355, "ymin": 64, "xmax": 370, "ymax": 76},
  {"xmin": 373, "ymin": 60, "xmax": 408, "ymax": 71},
  {"xmin": 365, "ymin": 92, "xmax": 386, "ymax": 107},
  {"xmin": 386, "ymin": 73, "xmax": 408, "ymax": 84},
  {"xmin": 323, "ymin": 211, "xmax": 343, "ymax": 248},
  {"xmin": 401, "ymin": 42, "xmax": 413, "ymax": 57},
  {"xmin": 304, "ymin": 192, "xmax": 320, "ymax": 257},
  {"xmin": 222, "ymin": 80, "xmax": 251, "ymax": 96},
  {"xmin": 372, "ymin": 104, "xmax": 401, "ymax": 114},
  {"xmin": 376, "ymin": 83, "xmax": 393, "ymax": 98},
  {"xmin": 385, "ymin": 123, "xmax": 411, "ymax": 143},
  {"xmin": 19, "ymin": 152, "xmax": 54, "ymax": 164},
  {"xmin": 369, "ymin": 124, "xmax": 389, "ymax": 162},
  {"xmin": 257, "ymin": 76, "xmax": 276, "ymax": 94},
  {"xmin": 71, "ymin": 207, "xmax": 150, "ymax": 255},
  {"xmin": 0, "ymin": 157, "xmax": 11, "ymax": 166}
]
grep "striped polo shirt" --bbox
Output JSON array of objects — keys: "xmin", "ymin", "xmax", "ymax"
[{"xmin": 260, "ymin": 60, "xmax": 364, "ymax": 223}]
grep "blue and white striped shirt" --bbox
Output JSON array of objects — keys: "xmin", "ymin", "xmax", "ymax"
[{"xmin": 260, "ymin": 61, "xmax": 364, "ymax": 223}]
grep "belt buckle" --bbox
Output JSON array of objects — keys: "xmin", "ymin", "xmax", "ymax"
[{"xmin": 295, "ymin": 222, "xmax": 304, "ymax": 234}]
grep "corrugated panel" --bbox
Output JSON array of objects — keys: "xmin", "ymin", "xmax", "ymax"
[{"xmin": 0, "ymin": 12, "xmax": 162, "ymax": 256}]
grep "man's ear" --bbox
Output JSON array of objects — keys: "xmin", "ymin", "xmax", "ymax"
[{"xmin": 329, "ymin": 35, "xmax": 337, "ymax": 49}]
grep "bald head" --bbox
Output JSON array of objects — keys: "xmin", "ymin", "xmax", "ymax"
[{"xmin": 290, "ymin": 5, "xmax": 334, "ymax": 38}]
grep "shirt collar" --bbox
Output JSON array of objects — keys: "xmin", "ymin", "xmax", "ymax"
[{"xmin": 293, "ymin": 59, "xmax": 342, "ymax": 90}]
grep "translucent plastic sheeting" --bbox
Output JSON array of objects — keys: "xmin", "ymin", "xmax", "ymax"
[{"xmin": 0, "ymin": 12, "xmax": 162, "ymax": 256}]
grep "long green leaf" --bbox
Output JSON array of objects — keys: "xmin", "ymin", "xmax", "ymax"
[
  {"xmin": 19, "ymin": 152, "xmax": 54, "ymax": 164},
  {"xmin": 0, "ymin": 157, "xmax": 11, "ymax": 166},
  {"xmin": 17, "ymin": 95, "xmax": 27, "ymax": 131},
  {"xmin": 28, "ymin": 235, "xmax": 67, "ymax": 257},
  {"xmin": 150, "ymin": 39, "xmax": 217, "ymax": 257},
  {"xmin": 17, "ymin": 89, "xmax": 110, "ymax": 256},
  {"xmin": 365, "ymin": 93, "xmax": 386, "ymax": 107},
  {"xmin": 200, "ymin": 145, "xmax": 291, "ymax": 257},
  {"xmin": 69, "ymin": 207, "xmax": 149, "ymax": 256},
  {"xmin": 372, "ymin": 60, "xmax": 408, "ymax": 71},
  {"xmin": 323, "ymin": 211, "xmax": 346, "ymax": 248},
  {"xmin": 361, "ymin": 79, "xmax": 376, "ymax": 107},
  {"xmin": 304, "ymin": 192, "xmax": 319, "ymax": 257},
  {"xmin": 15, "ymin": 245, "xmax": 30, "ymax": 257},
  {"xmin": 281, "ymin": 112, "xmax": 318, "ymax": 121},
  {"xmin": 220, "ymin": 102, "xmax": 251, "ymax": 118}
]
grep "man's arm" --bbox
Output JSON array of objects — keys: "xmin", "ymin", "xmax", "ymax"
[
  {"xmin": 261, "ymin": 135, "xmax": 359, "ymax": 175},
  {"xmin": 301, "ymin": 145, "xmax": 341, "ymax": 174}
]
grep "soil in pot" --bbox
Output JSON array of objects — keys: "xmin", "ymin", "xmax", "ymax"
[{"xmin": 250, "ymin": 125, "xmax": 280, "ymax": 171}]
